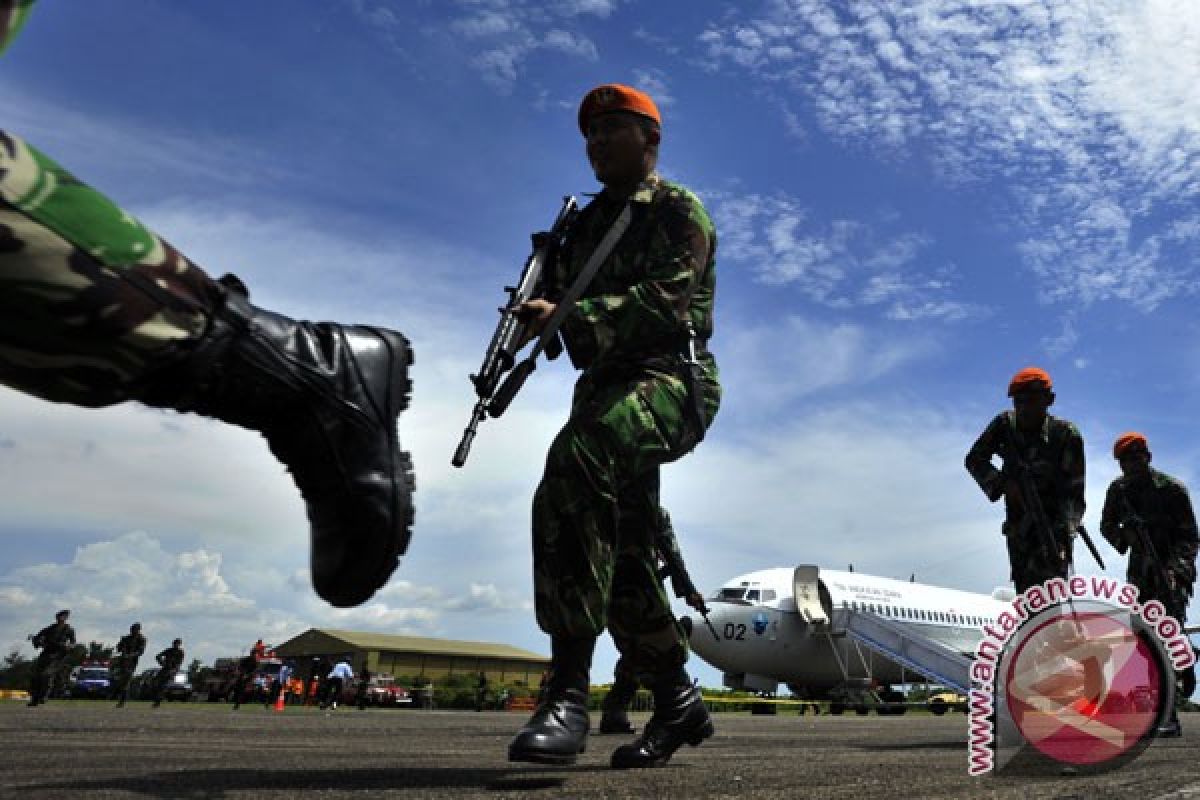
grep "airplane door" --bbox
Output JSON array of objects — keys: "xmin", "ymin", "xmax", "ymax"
[{"xmin": 793, "ymin": 565, "xmax": 828, "ymax": 625}]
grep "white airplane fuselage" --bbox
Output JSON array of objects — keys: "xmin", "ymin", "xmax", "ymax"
[{"xmin": 682, "ymin": 566, "xmax": 1012, "ymax": 695}]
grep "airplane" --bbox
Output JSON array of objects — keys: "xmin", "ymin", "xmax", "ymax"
[{"xmin": 679, "ymin": 564, "xmax": 1015, "ymax": 714}]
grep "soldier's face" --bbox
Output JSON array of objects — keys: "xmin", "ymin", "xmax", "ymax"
[
  {"xmin": 1011, "ymin": 389, "xmax": 1052, "ymax": 428},
  {"xmin": 1118, "ymin": 448, "xmax": 1152, "ymax": 480},
  {"xmin": 585, "ymin": 112, "xmax": 652, "ymax": 188}
]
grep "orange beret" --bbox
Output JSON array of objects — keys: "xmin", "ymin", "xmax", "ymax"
[
  {"xmin": 578, "ymin": 84, "xmax": 661, "ymax": 136},
  {"xmin": 1007, "ymin": 366, "xmax": 1052, "ymax": 396},
  {"xmin": 1113, "ymin": 432, "xmax": 1149, "ymax": 459}
]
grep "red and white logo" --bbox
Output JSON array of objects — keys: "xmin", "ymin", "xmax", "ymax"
[{"xmin": 1004, "ymin": 609, "xmax": 1163, "ymax": 766}]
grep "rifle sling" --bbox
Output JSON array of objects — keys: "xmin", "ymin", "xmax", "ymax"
[{"xmin": 526, "ymin": 202, "xmax": 633, "ymax": 362}]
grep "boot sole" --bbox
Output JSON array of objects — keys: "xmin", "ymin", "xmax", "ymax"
[
  {"xmin": 508, "ymin": 745, "xmax": 585, "ymax": 766},
  {"xmin": 316, "ymin": 328, "xmax": 415, "ymax": 607}
]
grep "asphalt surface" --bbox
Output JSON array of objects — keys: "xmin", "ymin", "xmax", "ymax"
[{"xmin": 2, "ymin": 701, "xmax": 1198, "ymax": 799}]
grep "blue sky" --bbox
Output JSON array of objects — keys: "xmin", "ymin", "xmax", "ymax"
[{"xmin": 2, "ymin": 0, "xmax": 1199, "ymax": 689}]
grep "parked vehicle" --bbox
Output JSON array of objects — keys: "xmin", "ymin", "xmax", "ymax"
[
  {"xmin": 336, "ymin": 673, "xmax": 413, "ymax": 707},
  {"xmin": 68, "ymin": 662, "xmax": 112, "ymax": 699},
  {"xmin": 203, "ymin": 655, "xmax": 285, "ymax": 703},
  {"xmin": 927, "ymin": 690, "xmax": 968, "ymax": 715},
  {"xmin": 131, "ymin": 668, "xmax": 193, "ymax": 702}
]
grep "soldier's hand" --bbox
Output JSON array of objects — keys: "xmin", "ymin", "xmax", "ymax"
[{"xmin": 515, "ymin": 298, "xmax": 556, "ymax": 348}]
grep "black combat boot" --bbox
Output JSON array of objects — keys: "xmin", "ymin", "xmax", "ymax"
[
  {"xmin": 138, "ymin": 277, "xmax": 414, "ymax": 607},
  {"xmin": 508, "ymin": 637, "xmax": 594, "ymax": 765},
  {"xmin": 610, "ymin": 670, "xmax": 713, "ymax": 768},
  {"xmin": 1157, "ymin": 709, "xmax": 1183, "ymax": 738}
]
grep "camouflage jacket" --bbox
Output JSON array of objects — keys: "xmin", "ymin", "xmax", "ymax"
[
  {"xmin": 1100, "ymin": 467, "xmax": 1199, "ymax": 593},
  {"xmin": 116, "ymin": 632, "xmax": 146, "ymax": 658},
  {"xmin": 965, "ymin": 411, "xmax": 1086, "ymax": 531},
  {"xmin": 550, "ymin": 173, "xmax": 716, "ymax": 378},
  {"xmin": 156, "ymin": 646, "xmax": 185, "ymax": 672},
  {"xmin": 32, "ymin": 621, "xmax": 75, "ymax": 654},
  {"xmin": 0, "ymin": 1, "xmax": 34, "ymax": 57}
]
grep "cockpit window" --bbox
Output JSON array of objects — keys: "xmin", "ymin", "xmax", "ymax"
[
  {"xmin": 761, "ymin": 590, "xmax": 776, "ymax": 603},
  {"xmin": 715, "ymin": 588, "xmax": 746, "ymax": 601},
  {"xmin": 746, "ymin": 590, "xmax": 760, "ymax": 602}
]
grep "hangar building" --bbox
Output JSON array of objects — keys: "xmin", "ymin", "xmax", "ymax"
[{"xmin": 274, "ymin": 628, "xmax": 549, "ymax": 684}]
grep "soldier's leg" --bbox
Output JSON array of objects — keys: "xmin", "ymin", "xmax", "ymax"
[
  {"xmin": 0, "ymin": 131, "xmax": 413, "ymax": 607},
  {"xmin": 510, "ymin": 372, "xmax": 715, "ymax": 765},
  {"xmin": 609, "ymin": 474, "xmax": 712, "ymax": 769},
  {"xmin": 27, "ymin": 651, "xmax": 53, "ymax": 706},
  {"xmin": 599, "ymin": 654, "xmax": 638, "ymax": 734}
]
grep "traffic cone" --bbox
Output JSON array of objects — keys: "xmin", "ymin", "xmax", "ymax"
[{"xmin": 273, "ymin": 687, "xmax": 286, "ymax": 712}]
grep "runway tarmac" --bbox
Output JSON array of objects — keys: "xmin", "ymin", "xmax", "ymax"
[{"xmin": 1, "ymin": 701, "xmax": 1197, "ymax": 799}]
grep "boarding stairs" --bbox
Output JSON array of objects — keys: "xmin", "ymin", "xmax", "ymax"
[{"xmin": 842, "ymin": 611, "xmax": 972, "ymax": 694}]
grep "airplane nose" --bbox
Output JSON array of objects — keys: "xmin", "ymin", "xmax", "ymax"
[{"xmin": 679, "ymin": 616, "xmax": 693, "ymax": 638}]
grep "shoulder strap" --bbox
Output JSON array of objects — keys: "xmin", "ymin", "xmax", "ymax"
[{"xmin": 527, "ymin": 201, "xmax": 632, "ymax": 361}]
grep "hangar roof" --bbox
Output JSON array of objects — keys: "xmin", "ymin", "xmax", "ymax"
[{"xmin": 278, "ymin": 628, "xmax": 549, "ymax": 663}]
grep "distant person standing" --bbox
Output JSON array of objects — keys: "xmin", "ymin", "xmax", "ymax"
[
  {"xmin": 321, "ymin": 656, "xmax": 354, "ymax": 710},
  {"xmin": 475, "ymin": 672, "xmax": 489, "ymax": 712},
  {"xmin": 111, "ymin": 622, "xmax": 147, "ymax": 707},
  {"xmin": 355, "ymin": 668, "xmax": 371, "ymax": 710},
  {"xmin": 231, "ymin": 654, "xmax": 258, "ymax": 710},
  {"xmin": 27, "ymin": 609, "xmax": 75, "ymax": 707},
  {"xmin": 1100, "ymin": 432, "xmax": 1199, "ymax": 737},
  {"xmin": 251, "ymin": 639, "xmax": 266, "ymax": 661},
  {"xmin": 965, "ymin": 367, "xmax": 1085, "ymax": 592},
  {"xmin": 151, "ymin": 639, "xmax": 185, "ymax": 708}
]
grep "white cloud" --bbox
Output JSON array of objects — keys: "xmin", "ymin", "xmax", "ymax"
[
  {"xmin": 708, "ymin": 191, "xmax": 982, "ymax": 320},
  {"xmin": 351, "ymin": 0, "xmax": 609, "ymax": 91},
  {"xmin": 694, "ymin": 0, "xmax": 1200, "ymax": 315}
]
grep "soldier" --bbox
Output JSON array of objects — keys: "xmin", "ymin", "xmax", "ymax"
[
  {"xmin": 507, "ymin": 84, "xmax": 721, "ymax": 769},
  {"xmin": 965, "ymin": 367, "xmax": 1085, "ymax": 592},
  {"xmin": 1100, "ymin": 432, "xmax": 1199, "ymax": 738},
  {"xmin": 230, "ymin": 653, "xmax": 258, "ymax": 711},
  {"xmin": 111, "ymin": 622, "xmax": 147, "ymax": 708},
  {"xmin": 151, "ymin": 638, "xmax": 185, "ymax": 708},
  {"xmin": 0, "ymin": 0, "xmax": 413, "ymax": 610},
  {"xmin": 27, "ymin": 609, "xmax": 76, "ymax": 706}
]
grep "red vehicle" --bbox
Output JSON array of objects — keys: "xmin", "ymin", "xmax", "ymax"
[
  {"xmin": 204, "ymin": 655, "xmax": 286, "ymax": 703},
  {"xmin": 337, "ymin": 672, "xmax": 413, "ymax": 707}
]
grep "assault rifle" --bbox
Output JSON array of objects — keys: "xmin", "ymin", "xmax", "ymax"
[
  {"xmin": 656, "ymin": 528, "xmax": 720, "ymax": 642},
  {"xmin": 452, "ymin": 197, "xmax": 579, "ymax": 468},
  {"xmin": 1118, "ymin": 495, "xmax": 1176, "ymax": 596},
  {"xmin": 1008, "ymin": 454, "xmax": 1105, "ymax": 571}
]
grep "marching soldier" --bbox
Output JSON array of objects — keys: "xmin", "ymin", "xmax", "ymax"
[
  {"xmin": 507, "ymin": 83, "xmax": 721, "ymax": 769},
  {"xmin": 0, "ymin": 0, "xmax": 413, "ymax": 610},
  {"xmin": 27, "ymin": 609, "xmax": 75, "ymax": 706},
  {"xmin": 151, "ymin": 639, "xmax": 185, "ymax": 708},
  {"xmin": 111, "ymin": 622, "xmax": 147, "ymax": 707},
  {"xmin": 965, "ymin": 367, "xmax": 1086, "ymax": 592},
  {"xmin": 1100, "ymin": 432, "xmax": 1199, "ymax": 737}
]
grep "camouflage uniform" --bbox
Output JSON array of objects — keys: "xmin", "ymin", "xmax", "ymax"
[
  {"xmin": 966, "ymin": 410, "xmax": 1086, "ymax": 592},
  {"xmin": 534, "ymin": 172, "xmax": 720, "ymax": 678},
  {"xmin": 1099, "ymin": 467, "xmax": 1198, "ymax": 623},
  {"xmin": 152, "ymin": 644, "xmax": 185, "ymax": 704},
  {"xmin": 28, "ymin": 619, "xmax": 75, "ymax": 704},
  {"xmin": 111, "ymin": 630, "xmax": 147, "ymax": 704}
]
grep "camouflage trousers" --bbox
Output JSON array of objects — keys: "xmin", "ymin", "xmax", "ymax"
[
  {"xmin": 533, "ymin": 359, "xmax": 720, "ymax": 680},
  {"xmin": 0, "ymin": 130, "xmax": 221, "ymax": 407},
  {"xmin": 602, "ymin": 654, "xmax": 639, "ymax": 711},
  {"xmin": 109, "ymin": 654, "xmax": 140, "ymax": 700},
  {"xmin": 28, "ymin": 649, "xmax": 66, "ymax": 702},
  {"xmin": 1003, "ymin": 517, "xmax": 1074, "ymax": 593}
]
